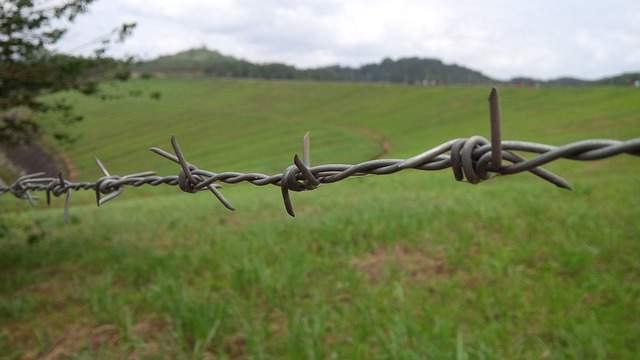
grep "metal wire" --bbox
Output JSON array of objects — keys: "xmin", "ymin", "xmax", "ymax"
[{"xmin": 1, "ymin": 88, "xmax": 639, "ymax": 219}]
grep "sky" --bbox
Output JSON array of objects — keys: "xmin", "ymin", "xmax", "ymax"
[{"xmin": 54, "ymin": 0, "xmax": 640, "ymax": 81}]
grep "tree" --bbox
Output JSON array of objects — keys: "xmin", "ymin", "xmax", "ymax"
[{"xmin": 0, "ymin": 0, "xmax": 136, "ymax": 146}]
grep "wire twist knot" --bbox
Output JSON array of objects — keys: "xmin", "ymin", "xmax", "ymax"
[
  {"xmin": 46, "ymin": 177, "xmax": 71, "ymax": 198},
  {"xmin": 150, "ymin": 135, "xmax": 235, "ymax": 210},
  {"xmin": 280, "ymin": 154, "xmax": 321, "ymax": 216},
  {"xmin": 177, "ymin": 165, "xmax": 203, "ymax": 193},
  {"xmin": 450, "ymin": 136, "xmax": 494, "ymax": 184},
  {"xmin": 94, "ymin": 175, "xmax": 125, "ymax": 206},
  {"xmin": 8, "ymin": 173, "xmax": 45, "ymax": 205}
]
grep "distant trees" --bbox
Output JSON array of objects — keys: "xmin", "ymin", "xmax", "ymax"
[
  {"xmin": 135, "ymin": 48, "xmax": 637, "ymax": 87},
  {"xmin": 134, "ymin": 48, "xmax": 495, "ymax": 85},
  {"xmin": 0, "ymin": 0, "xmax": 135, "ymax": 146}
]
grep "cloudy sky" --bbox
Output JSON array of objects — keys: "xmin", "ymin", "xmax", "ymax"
[{"xmin": 55, "ymin": 0, "xmax": 640, "ymax": 80}]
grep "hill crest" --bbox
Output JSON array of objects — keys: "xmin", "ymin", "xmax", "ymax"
[{"xmin": 134, "ymin": 47, "xmax": 640, "ymax": 86}]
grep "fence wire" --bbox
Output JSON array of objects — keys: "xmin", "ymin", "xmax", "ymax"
[{"xmin": 1, "ymin": 88, "xmax": 639, "ymax": 220}]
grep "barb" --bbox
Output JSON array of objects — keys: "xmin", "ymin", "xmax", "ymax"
[
  {"xmin": 1, "ymin": 89, "xmax": 639, "ymax": 219},
  {"xmin": 489, "ymin": 87, "xmax": 502, "ymax": 171}
]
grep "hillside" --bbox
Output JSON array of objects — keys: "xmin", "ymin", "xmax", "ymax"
[
  {"xmin": 134, "ymin": 48, "xmax": 640, "ymax": 86},
  {"xmin": 133, "ymin": 47, "xmax": 494, "ymax": 85},
  {"xmin": 2, "ymin": 79, "xmax": 639, "ymax": 358}
]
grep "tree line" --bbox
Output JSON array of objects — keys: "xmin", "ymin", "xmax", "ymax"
[
  {"xmin": 133, "ymin": 48, "xmax": 494, "ymax": 85},
  {"xmin": 135, "ymin": 47, "xmax": 640, "ymax": 87}
]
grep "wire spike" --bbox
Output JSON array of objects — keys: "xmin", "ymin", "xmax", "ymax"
[
  {"xmin": 94, "ymin": 156, "xmax": 110, "ymax": 176},
  {"xmin": 149, "ymin": 146, "xmax": 180, "ymax": 164},
  {"xmin": 294, "ymin": 154, "xmax": 319, "ymax": 188},
  {"xmin": 303, "ymin": 131, "xmax": 311, "ymax": 166},
  {"xmin": 57, "ymin": 172, "xmax": 71, "ymax": 223},
  {"xmin": 489, "ymin": 87, "xmax": 502, "ymax": 171}
]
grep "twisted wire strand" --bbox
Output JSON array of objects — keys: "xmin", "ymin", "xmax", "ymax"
[
  {"xmin": 2, "ymin": 135, "xmax": 638, "ymax": 218},
  {"xmin": 2, "ymin": 88, "xmax": 639, "ymax": 219}
]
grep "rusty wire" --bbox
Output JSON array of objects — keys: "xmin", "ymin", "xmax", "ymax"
[{"xmin": 1, "ymin": 88, "xmax": 639, "ymax": 220}]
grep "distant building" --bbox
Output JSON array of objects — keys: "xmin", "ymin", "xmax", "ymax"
[{"xmin": 634, "ymin": 80, "xmax": 640, "ymax": 88}]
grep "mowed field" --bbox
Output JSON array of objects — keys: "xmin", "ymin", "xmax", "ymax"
[{"xmin": 1, "ymin": 78, "xmax": 639, "ymax": 359}]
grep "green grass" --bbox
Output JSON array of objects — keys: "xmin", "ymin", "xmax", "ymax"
[{"xmin": 1, "ymin": 79, "xmax": 639, "ymax": 359}]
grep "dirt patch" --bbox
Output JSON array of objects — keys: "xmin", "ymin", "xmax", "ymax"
[
  {"xmin": 35, "ymin": 314, "xmax": 172, "ymax": 360},
  {"xmin": 350, "ymin": 244, "xmax": 452, "ymax": 284},
  {"xmin": 223, "ymin": 333, "xmax": 247, "ymax": 359},
  {"xmin": 0, "ymin": 142, "xmax": 75, "ymax": 181}
]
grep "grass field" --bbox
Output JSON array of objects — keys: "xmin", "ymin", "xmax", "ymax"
[{"xmin": 1, "ymin": 78, "xmax": 639, "ymax": 359}]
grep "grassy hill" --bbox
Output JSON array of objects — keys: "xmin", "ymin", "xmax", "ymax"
[
  {"xmin": 136, "ymin": 47, "xmax": 242, "ymax": 74},
  {"xmin": 45, "ymin": 78, "xmax": 640, "ymax": 180},
  {"xmin": 1, "ymin": 79, "xmax": 639, "ymax": 358},
  {"xmin": 134, "ymin": 48, "xmax": 495, "ymax": 84},
  {"xmin": 134, "ymin": 48, "xmax": 640, "ymax": 86}
]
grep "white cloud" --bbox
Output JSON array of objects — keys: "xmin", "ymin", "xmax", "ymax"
[{"xmin": 53, "ymin": 0, "xmax": 640, "ymax": 79}]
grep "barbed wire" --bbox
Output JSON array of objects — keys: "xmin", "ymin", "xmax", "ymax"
[{"xmin": 1, "ymin": 88, "xmax": 639, "ymax": 221}]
